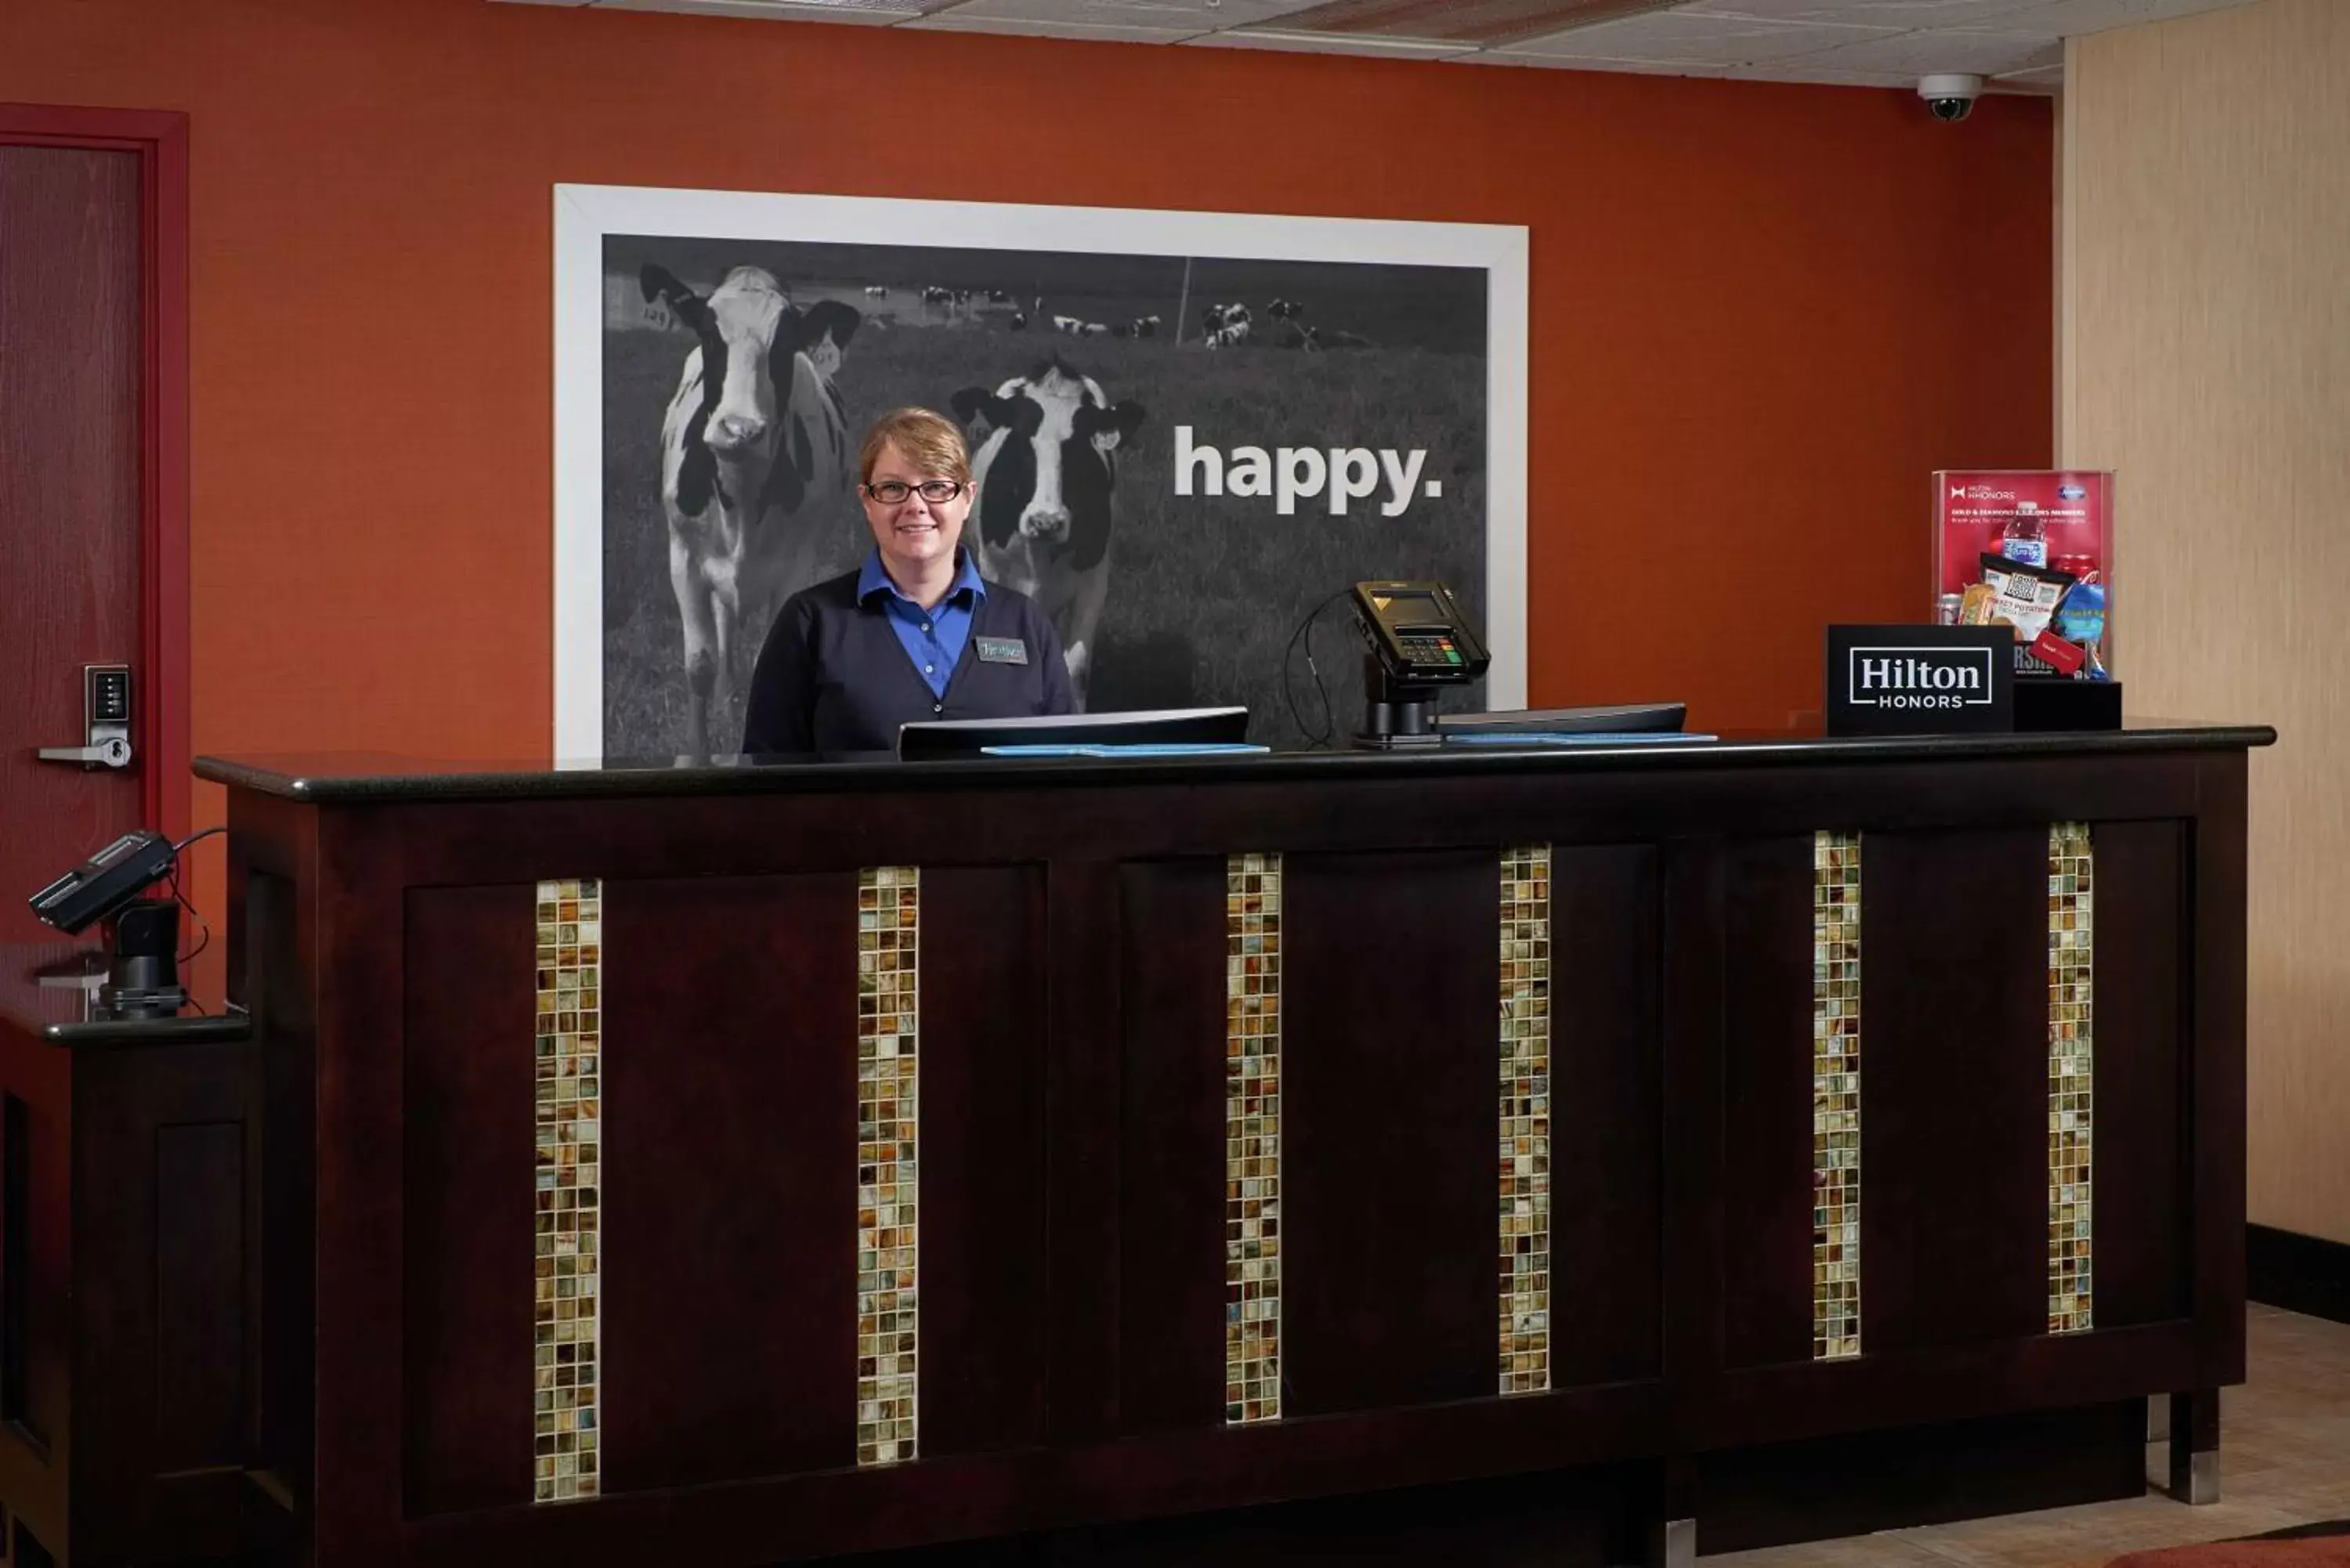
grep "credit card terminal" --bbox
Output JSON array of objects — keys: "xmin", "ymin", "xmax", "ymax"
[
  {"xmin": 1350, "ymin": 580, "xmax": 1491, "ymax": 686},
  {"xmin": 28, "ymin": 829, "xmax": 177, "ymax": 934}
]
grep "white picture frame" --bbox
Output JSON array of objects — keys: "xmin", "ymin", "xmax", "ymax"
[{"xmin": 554, "ymin": 182, "xmax": 1528, "ymax": 761}]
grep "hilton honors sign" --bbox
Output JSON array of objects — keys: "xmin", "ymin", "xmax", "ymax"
[{"xmin": 1826, "ymin": 626, "xmax": 2014, "ymax": 735}]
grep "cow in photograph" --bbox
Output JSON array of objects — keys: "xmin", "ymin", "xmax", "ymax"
[
  {"xmin": 1266, "ymin": 297, "xmax": 1305, "ymax": 321},
  {"xmin": 864, "ymin": 285, "xmax": 889, "ymax": 298},
  {"xmin": 950, "ymin": 361, "xmax": 1147, "ymax": 710},
  {"xmin": 1052, "ymin": 315, "xmax": 1084, "ymax": 335},
  {"xmin": 641, "ymin": 263, "xmax": 861, "ymax": 760},
  {"xmin": 1201, "ymin": 302, "xmax": 1253, "ymax": 349}
]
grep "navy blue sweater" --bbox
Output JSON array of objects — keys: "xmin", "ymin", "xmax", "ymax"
[{"xmin": 741, "ymin": 568, "xmax": 1075, "ymax": 754}]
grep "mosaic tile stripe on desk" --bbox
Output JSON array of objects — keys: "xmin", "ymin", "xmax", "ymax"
[
  {"xmin": 859, "ymin": 866, "xmax": 920, "ymax": 1466},
  {"xmin": 2049, "ymin": 824, "xmax": 2094, "ymax": 1335},
  {"xmin": 1813, "ymin": 833, "xmax": 1861, "ymax": 1364},
  {"xmin": 1227, "ymin": 852, "xmax": 1282, "ymax": 1425},
  {"xmin": 1499, "ymin": 845, "xmax": 1552, "ymax": 1396},
  {"xmin": 536, "ymin": 878, "xmax": 602, "ymax": 1503}
]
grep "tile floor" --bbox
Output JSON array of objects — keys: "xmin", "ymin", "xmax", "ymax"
[{"xmin": 1712, "ymin": 1306, "xmax": 2350, "ymax": 1568}]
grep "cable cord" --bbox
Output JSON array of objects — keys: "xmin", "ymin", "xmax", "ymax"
[
  {"xmin": 165, "ymin": 825, "xmax": 227, "ymax": 991},
  {"xmin": 171, "ymin": 825, "xmax": 226, "ymax": 857},
  {"xmin": 1280, "ymin": 588, "xmax": 1354, "ymax": 750}
]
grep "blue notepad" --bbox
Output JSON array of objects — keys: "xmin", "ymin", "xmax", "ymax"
[{"xmin": 979, "ymin": 742, "xmax": 1272, "ymax": 758}]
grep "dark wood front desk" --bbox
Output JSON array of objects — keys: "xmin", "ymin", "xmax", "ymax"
[{"xmin": 58, "ymin": 724, "xmax": 2258, "ymax": 1568}]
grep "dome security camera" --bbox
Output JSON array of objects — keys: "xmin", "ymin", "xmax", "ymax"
[{"xmin": 1918, "ymin": 73, "xmax": 1985, "ymax": 122}]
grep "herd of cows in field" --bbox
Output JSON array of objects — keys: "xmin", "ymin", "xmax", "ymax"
[
  {"xmin": 637, "ymin": 256, "xmax": 1413, "ymax": 756},
  {"xmin": 855, "ymin": 282, "xmax": 1372, "ymax": 351},
  {"xmin": 642, "ymin": 263, "xmax": 1188, "ymax": 758}
]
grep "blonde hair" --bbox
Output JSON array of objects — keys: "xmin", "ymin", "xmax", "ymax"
[{"xmin": 860, "ymin": 407, "xmax": 971, "ymax": 487}]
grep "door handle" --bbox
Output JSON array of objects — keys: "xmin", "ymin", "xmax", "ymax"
[
  {"xmin": 38, "ymin": 737, "xmax": 133, "ymax": 768},
  {"xmin": 38, "ymin": 665, "xmax": 134, "ymax": 769}
]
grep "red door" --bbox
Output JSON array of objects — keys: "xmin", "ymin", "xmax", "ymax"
[{"xmin": 0, "ymin": 110, "xmax": 190, "ymax": 948}]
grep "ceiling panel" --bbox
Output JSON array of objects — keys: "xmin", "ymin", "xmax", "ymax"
[
  {"xmin": 1459, "ymin": 49, "xmax": 1731, "ymax": 70},
  {"xmin": 595, "ymin": 0, "xmax": 928, "ymax": 20},
  {"xmin": 1184, "ymin": 26, "xmax": 1480, "ymax": 52},
  {"xmin": 1783, "ymin": 23, "xmax": 2055, "ymax": 71},
  {"xmin": 1979, "ymin": 0, "xmax": 2259, "ymax": 31},
  {"xmin": 1723, "ymin": 58, "xmax": 1943, "ymax": 84},
  {"xmin": 1498, "ymin": 11, "xmax": 1896, "ymax": 60},
  {"xmin": 1676, "ymin": 0, "xmax": 2046, "ymax": 23},
  {"xmin": 1250, "ymin": 0, "xmax": 1683, "ymax": 45},
  {"xmin": 924, "ymin": 0, "xmax": 1328, "ymax": 26},
  {"xmin": 903, "ymin": 10, "xmax": 1204, "ymax": 34}
]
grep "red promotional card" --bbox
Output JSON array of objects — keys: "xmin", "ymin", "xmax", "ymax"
[{"xmin": 1932, "ymin": 470, "xmax": 2113, "ymax": 677}]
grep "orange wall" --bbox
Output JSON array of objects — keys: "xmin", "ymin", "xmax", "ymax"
[{"xmin": 0, "ymin": 0, "xmax": 2051, "ymax": 852}]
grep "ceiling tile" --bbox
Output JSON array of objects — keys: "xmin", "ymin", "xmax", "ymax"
[
  {"xmin": 594, "ymin": 0, "xmax": 923, "ymax": 20},
  {"xmin": 1783, "ymin": 24, "xmax": 2057, "ymax": 73},
  {"xmin": 1679, "ymin": 0, "xmax": 2047, "ymax": 23},
  {"xmin": 1459, "ymin": 49, "xmax": 1732, "ymax": 71},
  {"xmin": 1241, "ymin": 0, "xmax": 1681, "ymax": 46},
  {"xmin": 1993, "ymin": 60, "xmax": 2065, "ymax": 85},
  {"xmin": 1499, "ymin": 11, "xmax": 1896, "ymax": 60},
  {"xmin": 1720, "ymin": 59, "xmax": 1921, "ymax": 85},
  {"xmin": 1973, "ymin": 0, "xmax": 2258, "ymax": 33},
  {"xmin": 903, "ymin": 10, "xmax": 1202, "ymax": 34},
  {"xmin": 923, "ymin": 0, "xmax": 1325, "ymax": 26},
  {"xmin": 1183, "ymin": 26, "xmax": 1480, "ymax": 52}
]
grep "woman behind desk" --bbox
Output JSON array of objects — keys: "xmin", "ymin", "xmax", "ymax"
[{"xmin": 741, "ymin": 407, "xmax": 1075, "ymax": 754}]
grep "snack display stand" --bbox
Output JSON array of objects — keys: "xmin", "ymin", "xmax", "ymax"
[{"xmin": 1933, "ymin": 470, "xmax": 2114, "ymax": 682}]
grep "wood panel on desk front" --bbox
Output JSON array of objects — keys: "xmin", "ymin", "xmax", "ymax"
[
  {"xmin": 1719, "ymin": 836, "xmax": 1818, "ymax": 1370},
  {"xmin": 1117, "ymin": 858, "xmax": 1230, "ymax": 1436},
  {"xmin": 2090, "ymin": 820, "xmax": 2189, "ymax": 1331},
  {"xmin": 1283, "ymin": 850, "xmax": 1499, "ymax": 1417},
  {"xmin": 1863, "ymin": 828, "xmax": 2052, "ymax": 1354},
  {"xmin": 599, "ymin": 873, "xmax": 860, "ymax": 1491},
  {"xmin": 1546, "ymin": 845, "xmax": 1664, "ymax": 1390},
  {"xmin": 403, "ymin": 885, "xmax": 537, "ymax": 1517},
  {"xmin": 908, "ymin": 865, "xmax": 1049, "ymax": 1459}
]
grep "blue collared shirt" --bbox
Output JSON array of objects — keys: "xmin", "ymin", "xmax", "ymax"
[{"xmin": 857, "ymin": 547, "xmax": 988, "ymax": 699}]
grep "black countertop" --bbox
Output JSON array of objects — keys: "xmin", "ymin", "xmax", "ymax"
[
  {"xmin": 0, "ymin": 945, "xmax": 248, "ymax": 1047},
  {"xmin": 192, "ymin": 721, "xmax": 2276, "ymax": 805}
]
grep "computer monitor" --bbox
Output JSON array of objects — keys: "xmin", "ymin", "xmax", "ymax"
[{"xmin": 897, "ymin": 706, "xmax": 1252, "ymax": 761}]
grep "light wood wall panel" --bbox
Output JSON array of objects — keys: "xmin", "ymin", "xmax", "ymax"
[{"xmin": 2063, "ymin": 0, "xmax": 2350, "ymax": 1245}]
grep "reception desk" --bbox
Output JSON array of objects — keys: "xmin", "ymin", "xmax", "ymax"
[{"xmin": 163, "ymin": 724, "xmax": 2273, "ymax": 1567}]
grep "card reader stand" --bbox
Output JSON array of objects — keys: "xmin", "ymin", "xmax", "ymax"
[
  {"xmin": 103, "ymin": 900, "xmax": 186, "ymax": 1016},
  {"xmin": 1354, "ymin": 653, "xmax": 1447, "ymax": 750}
]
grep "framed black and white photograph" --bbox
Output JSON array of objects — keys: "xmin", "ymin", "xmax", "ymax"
[{"xmin": 553, "ymin": 184, "xmax": 1528, "ymax": 761}]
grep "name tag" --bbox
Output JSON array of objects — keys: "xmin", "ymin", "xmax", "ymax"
[{"xmin": 974, "ymin": 637, "xmax": 1029, "ymax": 666}]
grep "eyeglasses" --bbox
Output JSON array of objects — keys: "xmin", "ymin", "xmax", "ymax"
[{"xmin": 862, "ymin": 479, "xmax": 965, "ymax": 505}]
